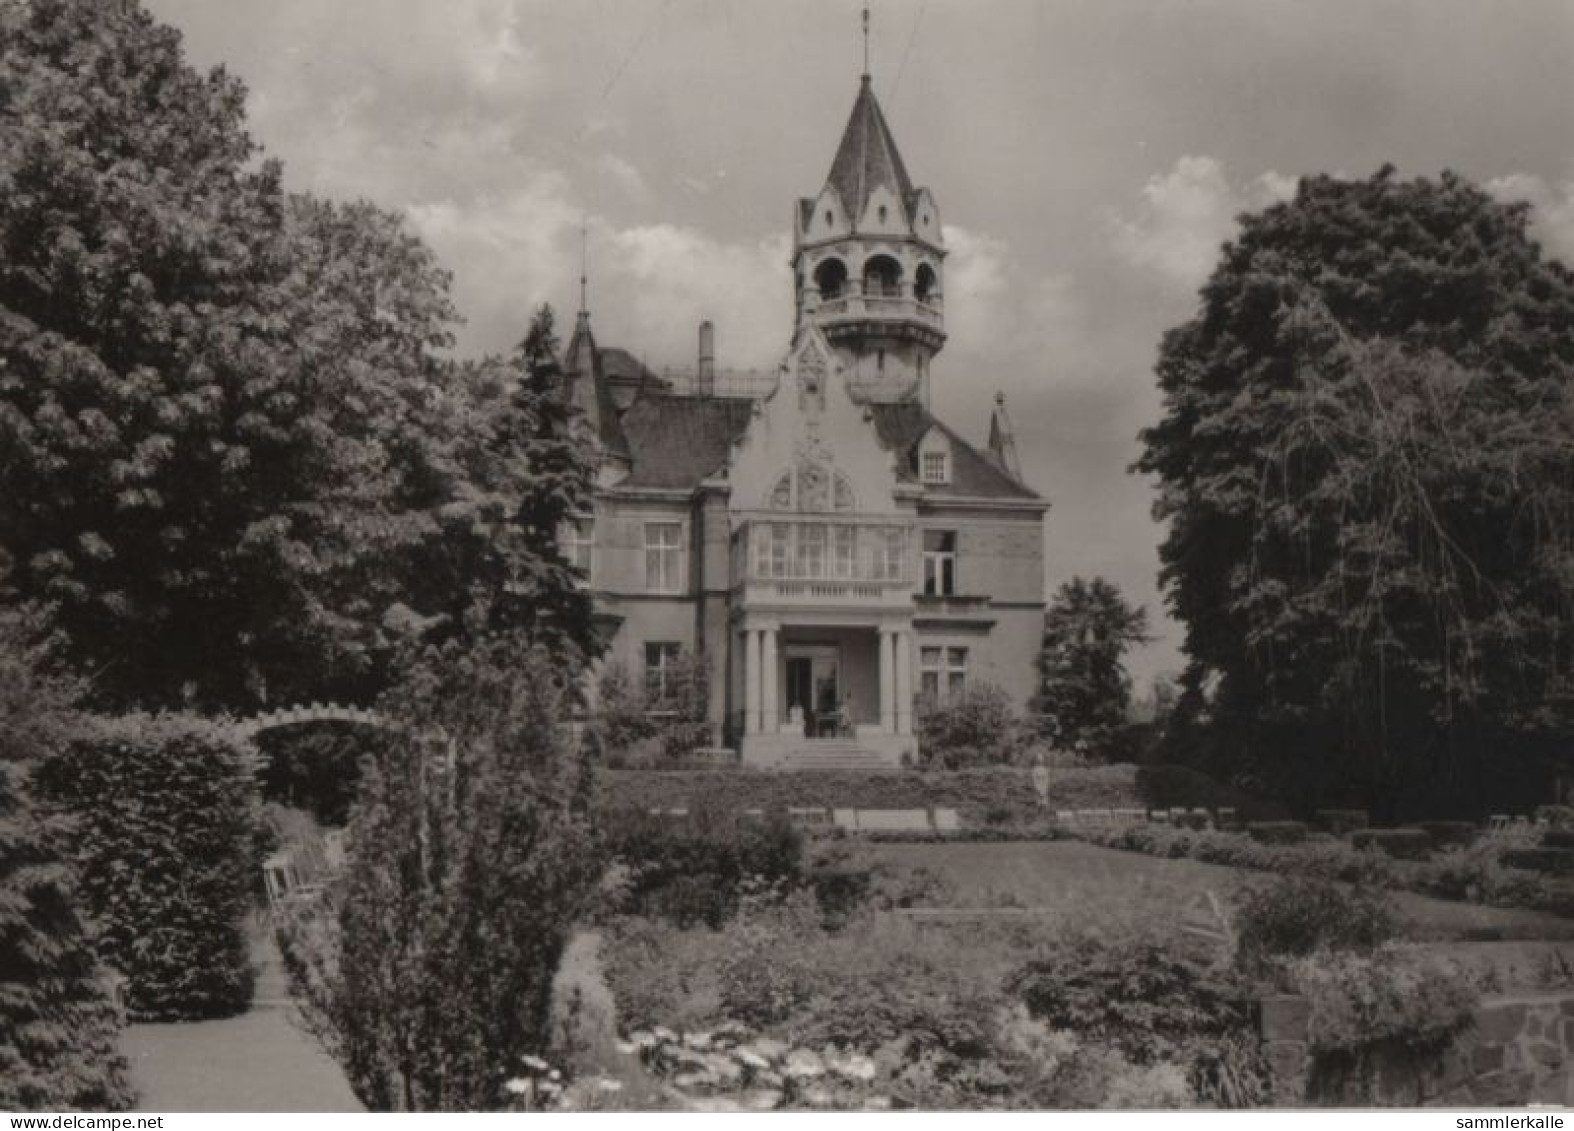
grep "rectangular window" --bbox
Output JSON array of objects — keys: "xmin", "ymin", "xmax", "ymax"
[
  {"xmin": 644, "ymin": 642, "xmax": 682, "ymax": 701},
  {"xmin": 797, "ymin": 522, "xmax": 827, "ymax": 579},
  {"xmin": 832, "ymin": 525, "xmax": 856, "ymax": 579},
  {"xmin": 922, "ymin": 530, "xmax": 957, "ymax": 596},
  {"xmin": 921, "ymin": 451, "xmax": 949, "ymax": 485},
  {"xmin": 920, "ymin": 645, "xmax": 968, "ymax": 704},
  {"xmin": 871, "ymin": 526, "xmax": 905, "ymax": 581},
  {"xmin": 645, "ymin": 522, "xmax": 684, "ymax": 593},
  {"xmin": 559, "ymin": 516, "xmax": 594, "ymax": 584}
]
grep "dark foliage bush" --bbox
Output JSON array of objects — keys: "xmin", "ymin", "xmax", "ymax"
[
  {"xmin": 1315, "ymin": 809, "xmax": 1370, "ymax": 835},
  {"xmin": 0, "ymin": 606, "xmax": 133, "ymax": 1109},
  {"xmin": 1536, "ymin": 806, "xmax": 1574, "ymax": 829},
  {"xmin": 38, "ymin": 714, "xmax": 260, "ymax": 1020},
  {"xmin": 1010, "ymin": 932, "xmax": 1254, "ymax": 1066},
  {"xmin": 1350, "ymin": 828, "xmax": 1433, "ymax": 860},
  {"xmin": 1542, "ymin": 829, "xmax": 1574, "ymax": 849},
  {"xmin": 1500, "ymin": 848, "xmax": 1574, "ymax": 876},
  {"xmin": 916, "ymin": 682, "xmax": 1023, "ymax": 769},
  {"xmin": 1233, "ymin": 876, "xmax": 1394, "ymax": 972},
  {"xmin": 602, "ymin": 763, "xmax": 1274, "ymax": 827},
  {"xmin": 257, "ymin": 723, "xmax": 375, "ymax": 826},
  {"xmin": 1247, "ymin": 821, "xmax": 1309, "ymax": 845},
  {"xmin": 1415, "ymin": 821, "xmax": 1478, "ymax": 850},
  {"xmin": 604, "ymin": 806, "xmax": 804, "ymax": 927},
  {"xmin": 1136, "ymin": 764, "xmax": 1287, "ymax": 821}
]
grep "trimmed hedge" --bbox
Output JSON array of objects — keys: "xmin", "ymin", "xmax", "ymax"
[
  {"xmin": 1315, "ymin": 809, "xmax": 1370, "ymax": 835},
  {"xmin": 1416, "ymin": 821, "xmax": 1478, "ymax": 850},
  {"xmin": 1248, "ymin": 821, "xmax": 1310, "ymax": 845},
  {"xmin": 1500, "ymin": 848, "xmax": 1574, "ymax": 877},
  {"xmin": 601, "ymin": 763, "xmax": 1278, "ymax": 824},
  {"xmin": 1350, "ymin": 828, "xmax": 1433, "ymax": 860},
  {"xmin": 38, "ymin": 714, "xmax": 260, "ymax": 1021}
]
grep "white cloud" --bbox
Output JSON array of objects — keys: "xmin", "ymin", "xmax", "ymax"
[
  {"xmin": 406, "ymin": 172, "xmax": 792, "ymax": 366},
  {"xmin": 1109, "ymin": 156, "xmax": 1296, "ymax": 291},
  {"xmin": 1486, "ymin": 173, "xmax": 1574, "ymax": 265}
]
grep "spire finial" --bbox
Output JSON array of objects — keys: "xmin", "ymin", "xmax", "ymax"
[
  {"xmin": 578, "ymin": 217, "xmax": 589, "ymax": 314},
  {"xmin": 862, "ymin": 4, "xmax": 870, "ymax": 79}
]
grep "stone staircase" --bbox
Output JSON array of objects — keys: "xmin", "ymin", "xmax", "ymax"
[{"xmin": 778, "ymin": 740, "xmax": 896, "ymax": 772}]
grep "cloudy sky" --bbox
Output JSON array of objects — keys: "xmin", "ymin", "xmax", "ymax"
[{"xmin": 148, "ymin": 0, "xmax": 1574, "ymax": 687}]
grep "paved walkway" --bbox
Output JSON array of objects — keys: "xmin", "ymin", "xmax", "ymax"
[{"xmin": 121, "ymin": 926, "xmax": 362, "ymax": 1112}]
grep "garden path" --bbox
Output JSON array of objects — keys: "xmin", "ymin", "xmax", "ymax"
[{"xmin": 120, "ymin": 926, "xmax": 362, "ymax": 1112}]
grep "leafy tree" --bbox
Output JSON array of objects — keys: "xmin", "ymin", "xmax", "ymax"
[
  {"xmin": 332, "ymin": 647, "xmax": 603, "ymax": 1110},
  {"xmin": 1136, "ymin": 168, "xmax": 1574, "ymax": 815},
  {"xmin": 0, "ymin": 1, "xmax": 583, "ymax": 713},
  {"xmin": 0, "ymin": 604, "xmax": 133, "ymax": 1109},
  {"xmin": 1034, "ymin": 577, "xmax": 1151, "ymax": 754}
]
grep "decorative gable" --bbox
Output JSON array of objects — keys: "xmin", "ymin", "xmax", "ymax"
[{"xmin": 724, "ymin": 325, "xmax": 907, "ymax": 521}]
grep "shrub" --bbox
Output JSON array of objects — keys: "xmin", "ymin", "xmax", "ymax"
[
  {"xmin": 1536, "ymin": 805, "xmax": 1574, "ymax": 828},
  {"xmin": 0, "ymin": 605, "xmax": 133, "ymax": 1109},
  {"xmin": 1415, "ymin": 821, "xmax": 1478, "ymax": 850},
  {"xmin": 1287, "ymin": 948, "xmax": 1477, "ymax": 1104},
  {"xmin": 334, "ymin": 644, "xmax": 605, "ymax": 1111},
  {"xmin": 37, "ymin": 714, "xmax": 260, "ymax": 1021},
  {"xmin": 1247, "ymin": 821, "xmax": 1309, "ymax": 845},
  {"xmin": 1010, "ymin": 931, "xmax": 1254, "ymax": 1067},
  {"xmin": 1351, "ymin": 828, "xmax": 1433, "ymax": 860},
  {"xmin": 593, "ymin": 654, "xmax": 713, "ymax": 764},
  {"xmin": 1545, "ymin": 829, "xmax": 1574, "ymax": 849},
  {"xmin": 1136, "ymin": 764, "xmax": 1288, "ymax": 821},
  {"xmin": 594, "ymin": 663, "xmax": 656, "ymax": 755},
  {"xmin": 1500, "ymin": 847, "xmax": 1574, "ymax": 876},
  {"xmin": 916, "ymin": 683, "xmax": 1022, "ymax": 769},
  {"xmin": 1315, "ymin": 809, "xmax": 1370, "ymax": 835},
  {"xmin": 1233, "ymin": 876, "xmax": 1394, "ymax": 972},
  {"xmin": 604, "ymin": 806, "xmax": 804, "ymax": 927}
]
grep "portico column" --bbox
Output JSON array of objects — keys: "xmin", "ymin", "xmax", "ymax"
[
  {"xmin": 878, "ymin": 629, "xmax": 896, "ymax": 733},
  {"xmin": 761, "ymin": 626, "xmax": 779, "ymax": 734},
  {"xmin": 894, "ymin": 630, "xmax": 913, "ymax": 736},
  {"xmin": 744, "ymin": 628, "xmax": 761, "ymax": 735}
]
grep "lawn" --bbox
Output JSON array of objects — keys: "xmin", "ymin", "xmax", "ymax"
[{"xmin": 843, "ymin": 840, "xmax": 1574, "ymax": 945}]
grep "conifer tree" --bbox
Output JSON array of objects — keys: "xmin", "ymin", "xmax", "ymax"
[{"xmin": 1035, "ymin": 577, "xmax": 1150, "ymax": 754}]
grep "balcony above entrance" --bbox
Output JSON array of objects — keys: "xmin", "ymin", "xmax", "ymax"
[{"xmin": 731, "ymin": 516, "xmax": 912, "ymax": 610}]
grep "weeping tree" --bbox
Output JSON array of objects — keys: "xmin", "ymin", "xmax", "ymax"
[{"xmin": 1138, "ymin": 168, "xmax": 1574, "ymax": 816}]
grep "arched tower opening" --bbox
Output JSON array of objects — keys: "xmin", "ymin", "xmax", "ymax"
[
  {"xmin": 814, "ymin": 258, "xmax": 849, "ymax": 302},
  {"xmin": 862, "ymin": 255, "xmax": 902, "ymax": 298},
  {"xmin": 914, "ymin": 262, "xmax": 938, "ymax": 304}
]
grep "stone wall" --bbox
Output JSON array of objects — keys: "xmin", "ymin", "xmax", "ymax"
[{"xmin": 1260, "ymin": 990, "xmax": 1574, "ymax": 1106}]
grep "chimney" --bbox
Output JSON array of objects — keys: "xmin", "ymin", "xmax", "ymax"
[{"xmin": 697, "ymin": 319, "xmax": 715, "ymax": 397}]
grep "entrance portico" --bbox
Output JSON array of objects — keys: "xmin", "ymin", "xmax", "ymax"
[{"xmin": 736, "ymin": 616, "xmax": 916, "ymax": 768}]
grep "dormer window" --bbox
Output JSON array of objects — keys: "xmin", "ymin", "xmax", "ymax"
[
  {"xmin": 921, "ymin": 451, "xmax": 950, "ymax": 485},
  {"xmin": 878, "ymin": 205, "xmax": 888, "ymax": 224},
  {"xmin": 825, "ymin": 210, "xmax": 833, "ymax": 226}
]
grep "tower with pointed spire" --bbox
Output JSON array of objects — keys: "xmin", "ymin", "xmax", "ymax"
[{"xmin": 793, "ymin": 64, "xmax": 945, "ymax": 404}]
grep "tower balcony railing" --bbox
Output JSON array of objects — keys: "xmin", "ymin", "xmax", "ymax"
[
  {"xmin": 813, "ymin": 293, "xmax": 944, "ymax": 329},
  {"xmin": 730, "ymin": 516, "xmax": 914, "ymax": 607}
]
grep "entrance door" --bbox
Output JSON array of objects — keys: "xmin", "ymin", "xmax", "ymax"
[{"xmin": 785, "ymin": 645, "xmax": 841, "ymax": 737}]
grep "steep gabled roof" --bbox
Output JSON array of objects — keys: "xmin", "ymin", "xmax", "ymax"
[
  {"xmin": 825, "ymin": 76, "xmax": 916, "ymax": 224},
  {"xmin": 561, "ymin": 311, "xmax": 630, "ymax": 461},
  {"xmin": 869, "ymin": 403, "xmax": 1041, "ymax": 501},
  {"xmin": 617, "ymin": 394, "xmax": 755, "ymax": 489}
]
